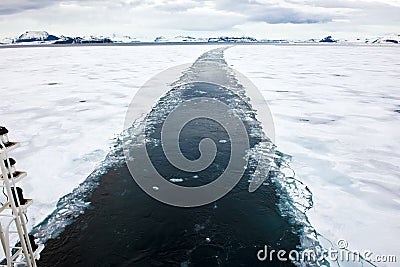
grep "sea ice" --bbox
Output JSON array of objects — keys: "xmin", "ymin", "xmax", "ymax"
[{"xmin": 225, "ymin": 44, "xmax": 400, "ymax": 265}]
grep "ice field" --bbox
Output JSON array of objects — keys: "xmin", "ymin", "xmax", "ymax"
[
  {"xmin": 225, "ymin": 45, "xmax": 400, "ymax": 263},
  {"xmin": 0, "ymin": 44, "xmax": 399, "ymax": 265},
  {"xmin": 0, "ymin": 44, "xmax": 215, "ymax": 230}
]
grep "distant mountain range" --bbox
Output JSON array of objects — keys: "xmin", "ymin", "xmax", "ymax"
[{"xmin": 0, "ymin": 31, "xmax": 399, "ymax": 45}]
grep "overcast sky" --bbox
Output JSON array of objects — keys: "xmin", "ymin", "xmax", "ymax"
[{"xmin": 1, "ymin": 0, "xmax": 399, "ymax": 40}]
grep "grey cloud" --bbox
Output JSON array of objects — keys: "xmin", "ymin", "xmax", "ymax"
[
  {"xmin": 0, "ymin": 0, "xmax": 140, "ymax": 15},
  {"xmin": 305, "ymin": 0, "xmax": 399, "ymax": 9},
  {"xmin": 0, "ymin": 0, "xmax": 343, "ymax": 25},
  {"xmin": 213, "ymin": 0, "xmax": 333, "ymax": 24},
  {"xmin": 174, "ymin": 13, "xmax": 245, "ymax": 31},
  {"xmin": 309, "ymin": 0, "xmax": 400, "ymax": 24},
  {"xmin": 0, "ymin": 0, "xmax": 198, "ymax": 15},
  {"xmin": 152, "ymin": 0, "xmax": 202, "ymax": 12},
  {"xmin": 250, "ymin": 6, "xmax": 331, "ymax": 24},
  {"xmin": 0, "ymin": 0, "xmax": 53, "ymax": 15},
  {"xmin": 1, "ymin": 0, "xmax": 399, "ymax": 28}
]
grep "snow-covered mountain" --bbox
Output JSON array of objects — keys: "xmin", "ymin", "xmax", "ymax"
[
  {"xmin": 260, "ymin": 39, "xmax": 290, "ymax": 43},
  {"xmin": 0, "ymin": 37, "xmax": 13, "ymax": 44},
  {"xmin": 110, "ymin": 34, "xmax": 141, "ymax": 43},
  {"xmin": 154, "ymin": 36, "xmax": 207, "ymax": 42},
  {"xmin": 208, "ymin": 36, "xmax": 258, "ymax": 43},
  {"xmin": 319, "ymin": 36, "xmax": 337, "ymax": 43},
  {"xmin": 15, "ymin": 31, "xmax": 59, "ymax": 43},
  {"xmin": 369, "ymin": 34, "xmax": 400, "ymax": 44},
  {"xmin": 54, "ymin": 35, "xmax": 112, "ymax": 44},
  {"xmin": 154, "ymin": 36, "xmax": 258, "ymax": 43},
  {"xmin": 336, "ymin": 34, "xmax": 400, "ymax": 44}
]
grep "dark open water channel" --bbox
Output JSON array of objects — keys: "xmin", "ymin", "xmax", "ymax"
[{"xmin": 37, "ymin": 48, "xmax": 306, "ymax": 267}]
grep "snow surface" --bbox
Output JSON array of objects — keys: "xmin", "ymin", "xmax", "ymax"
[
  {"xmin": 225, "ymin": 45, "xmax": 400, "ymax": 265},
  {"xmin": 0, "ymin": 45, "xmax": 217, "ymax": 231}
]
